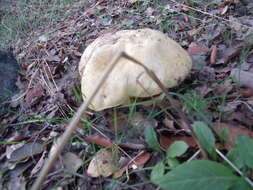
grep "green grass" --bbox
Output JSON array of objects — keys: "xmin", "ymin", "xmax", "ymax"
[{"xmin": 0, "ymin": 0, "xmax": 83, "ymax": 49}]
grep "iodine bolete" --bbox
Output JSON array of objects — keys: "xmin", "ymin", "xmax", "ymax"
[{"xmin": 79, "ymin": 28, "xmax": 192, "ymax": 111}]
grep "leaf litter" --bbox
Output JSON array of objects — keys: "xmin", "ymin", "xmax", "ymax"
[{"xmin": 1, "ymin": 0, "xmax": 253, "ymax": 189}]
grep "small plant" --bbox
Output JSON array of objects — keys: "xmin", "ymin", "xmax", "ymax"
[
  {"xmin": 182, "ymin": 90, "xmax": 211, "ymax": 124},
  {"xmin": 150, "ymin": 121, "xmax": 253, "ymax": 190}
]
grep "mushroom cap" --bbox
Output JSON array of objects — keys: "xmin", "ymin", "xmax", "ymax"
[{"xmin": 79, "ymin": 28, "xmax": 192, "ymax": 111}]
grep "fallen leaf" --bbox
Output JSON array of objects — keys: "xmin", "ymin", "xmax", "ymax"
[
  {"xmin": 87, "ymin": 149, "xmax": 118, "ymax": 178},
  {"xmin": 215, "ymin": 79, "xmax": 233, "ymax": 96},
  {"xmin": 73, "ymin": 50, "xmax": 82, "ymax": 57},
  {"xmin": 181, "ymin": 4, "xmax": 189, "ymax": 11},
  {"xmin": 230, "ymin": 69, "xmax": 253, "ymax": 89},
  {"xmin": 217, "ymin": 44, "xmax": 243, "ymax": 64},
  {"xmin": 187, "ymin": 28, "xmax": 201, "ymax": 37},
  {"xmin": 187, "ymin": 42, "xmax": 209, "ymax": 55},
  {"xmin": 159, "ymin": 135, "xmax": 197, "ymax": 150},
  {"xmin": 38, "ymin": 35, "xmax": 48, "ymax": 42},
  {"xmin": 6, "ymin": 143, "xmax": 24, "ymax": 160},
  {"xmin": 130, "ymin": 113, "xmax": 158, "ymax": 128},
  {"xmin": 216, "ymin": 72, "xmax": 229, "ymax": 79},
  {"xmin": 30, "ymin": 151, "xmax": 46, "ymax": 176},
  {"xmin": 212, "ymin": 122, "xmax": 253, "ymax": 148},
  {"xmin": 85, "ymin": 135, "xmax": 146, "ymax": 150},
  {"xmin": 210, "ymin": 45, "xmax": 217, "ymax": 65},
  {"xmin": 24, "ymin": 85, "xmax": 44, "ymax": 108},
  {"xmin": 246, "ymin": 51, "xmax": 253, "ymax": 63},
  {"xmin": 9, "ymin": 176, "xmax": 26, "ymax": 190},
  {"xmin": 232, "ymin": 88, "xmax": 253, "ymax": 98},
  {"xmin": 227, "ymin": 107, "xmax": 253, "ymax": 128},
  {"xmin": 9, "ymin": 142, "xmax": 44, "ymax": 162},
  {"xmin": 127, "ymin": 0, "xmax": 138, "ymax": 4},
  {"xmin": 120, "ymin": 141, "xmax": 146, "ymax": 150},
  {"xmin": 113, "ymin": 152, "xmax": 151, "ymax": 178},
  {"xmin": 45, "ymin": 55, "xmax": 61, "ymax": 62},
  {"xmin": 145, "ymin": 7, "xmax": 154, "ymax": 17},
  {"xmin": 85, "ymin": 135, "xmax": 114, "ymax": 149},
  {"xmin": 163, "ymin": 118, "xmax": 175, "ymax": 130},
  {"xmin": 220, "ymin": 5, "xmax": 229, "ymax": 15},
  {"xmin": 62, "ymin": 152, "xmax": 83, "ymax": 173},
  {"xmin": 196, "ymin": 85, "xmax": 213, "ymax": 98},
  {"xmin": 229, "ymin": 16, "xmax": 242, "ymax": 31}
]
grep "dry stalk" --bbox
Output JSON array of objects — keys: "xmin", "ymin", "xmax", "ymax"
[
  {"xmin": 216, "ymin": 149, "xmax": 253, "ymax": 187},
  {"xmin": 32, "ymin": 51, "xmax": 200, "ymax": 189}
]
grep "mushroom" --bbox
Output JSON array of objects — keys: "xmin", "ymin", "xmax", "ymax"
[{"xmin": 79, "ymin": 28, "xmax": 192, "ymax": 111}]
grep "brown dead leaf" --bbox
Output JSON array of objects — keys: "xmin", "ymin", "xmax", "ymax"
[
  {"xmin": 87, "ymin": 149, "xmax": 118, "ymax": 178},
  {"xmin": 180, "ymin": 4, "xmax": 189, "ymax": 11},
  {"xmin": 24, "ymin": 85, "xmax": 44, "ymax": 108},
  {"xmin": 216, "ymin": 86, "xmax": 232, "ymax": 96},
  {"xmin": 62, "ymin": 152, "xmax": 83, "ymax": 173},
  {"xmin": 220, "ymin": 5, "xmax": 229, "ymax": 15},
  {"xmin": 30, "ymin": 151, "xmax": 46, "ymax": 177},
  {"xmin": 130, "ymin": 113, "xmax": 158, "ymax": 128},
  {"xmin": 130, "ymin": 152, "xmax": 151, "ymax": 167},
  {"xmin": 163, "ymin": 118, "xmax": 175, "ymax": 130},
  {"xmin": 210, "ymin": 45, "xmax": 217, "ymax": 65},
  {"xmin": 227, "ymin": 105, "xmax": 253, "ymax": 128},
  {"xmin": 196, "ymin": 84, "xmax": 213, "ymax": 98},
  {"xmin": 217, "ymin": 44, "xmax": 243, "ymax": 64},
  {"xmin": 159, "ymin": 135, "xmax": 197, "ymax": 150},
  {"xmin": 232, "ymin": 88, "xmax": 253, "ymax": 98},
  {"xmin": 231, "ymin": 69, "xmax": 253, "ymax": 89},
  {"xmin": 85, "ymin": 135, "xmax": 114, "ymax": 149},
  {"xmin": 216, "ymin": 72, "xmax": 229, "ymax": 79},
  {"xmin": 120, "ymin": 141, "xmax": 146, "ymax": 150},
  {"xmin": 73, "ymin": 50, "xmax": 82, "ymax": 57},
  {"xmin": 187, "ymin": 42, "xmax": 209, "ymax": 55},
  {"xmin": 85, "ymin": 135, "xmax": 146, "ymax": 150},
  {"xmin": 9, "ymin": 142, "xmax": 44, "ymax": 162},
  {"xmin": 212, "ymin": 122, "xmax": 253, "ymax": 148},
  {"xmin": 113, "ymin": 152, "xmax": 151, "ymax": 178}
]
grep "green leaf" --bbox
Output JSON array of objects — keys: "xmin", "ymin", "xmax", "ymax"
[
  {"xmin": 151, "ymin": 162, "xmax": 165, "ymax": 183},
  {"xmin": 229, "ymin": 178, "xmax": 252, "ymax": 190},
  {"xmin": 192, "ymin": 121, "xmax": 216, "ymax": 159},
  {"xmin": 166, "ymin": 141, "xmax": 189, "ymax": 158},
  {"xmin": 235, "ymin": 135, "xmax": 253, "ymax": 169},
  {"xmin": 227, "ymin": 149, "xmax": 244, "ymax": 169},
  {"xmin": 219, "ymin": 128, "xmax": 229, "ymax": 143},
  {"xmin": 144, "ymin": 127, "xmax": 161, "ymax": 152},
  {"xmin": 167, "ymin": 158, "xmax": 180, "ymax": 169},
  {"xmin": 154, "ymin": 160, "xmax": 239, "ymax": 190}
]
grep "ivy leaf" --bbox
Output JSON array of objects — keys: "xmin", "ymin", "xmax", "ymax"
[
  {"xmin": 227, "ymin": 149, "xmax": 244, "ymax": 169},
  {"xmin": 235, "ymin": 135, "xmax": 253, "ymax": 169},
  {"xmin": 167, "ymin": 158, "xmax": 180, "ymax": 169},
  {"xmin": 154, "ymin": 160, "xmax": 239, "ymax": 190},
  {"xmin": 166, "ymin": 141, "xmax": 189, "ymax": 158},
  {"xmin": 144, "ymin": 127, "xmax": 161, "ymax": 152},
  {"xmin": 229, "ymin": 178, "xmax": 252, "ymax": 190},
  {"xmin": 192, "ymin": 121, "xmax": 216, "ymax": 159},
  {"xmin": 151, "ymin": 162, "xmax": 165, "ymax": 182}
]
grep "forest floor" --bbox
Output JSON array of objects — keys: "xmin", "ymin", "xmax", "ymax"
[{"xmin": 0, "ymin": 0, "xmax": 253, "ymax": 189}]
